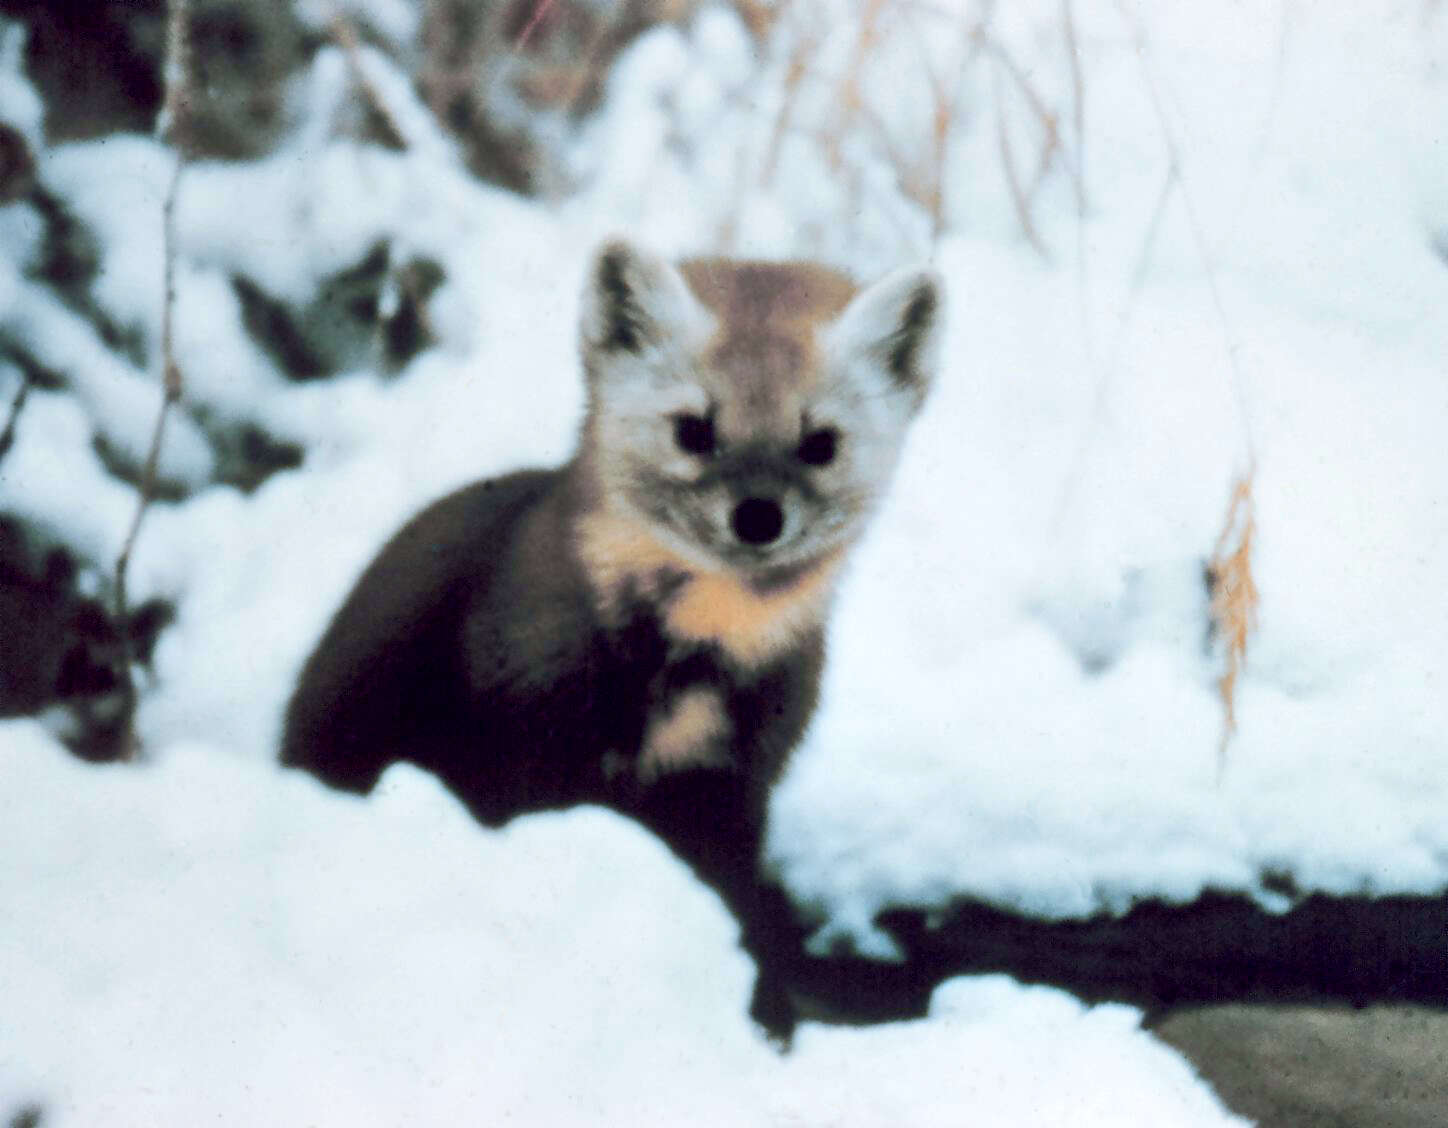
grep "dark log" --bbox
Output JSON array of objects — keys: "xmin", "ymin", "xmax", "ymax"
[{"xmin": 790, "ymin": 890, "xmax": 1448, "ymax": 1025}]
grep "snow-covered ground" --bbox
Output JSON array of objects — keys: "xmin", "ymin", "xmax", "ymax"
[
  {"xmin": 2, "ymin": 0, "xmax": 1445, "ymax": 1122},
  {"xmin": 1, "ymin": 723, "xmax": 1243, "ymax": 1125}
]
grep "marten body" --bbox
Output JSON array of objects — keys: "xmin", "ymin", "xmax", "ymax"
[{"xmin": 281, "ymin": 243, "xmax": 943, "ymax": 1044}]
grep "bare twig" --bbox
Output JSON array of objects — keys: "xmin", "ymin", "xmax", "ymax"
[
  {"xmin": 112, "ymin": 0, "xmax": 192, "ymax": 759},
  {"xmin": 0, "ymin": 366, "xmax": 30, "ymax": 465},
  {"xmin": 151, "ymin": 0, "xmax": 193, "ymax": 152},
  {"xmin": 899, "ymin": 9, "xmax": 975, "ymax": 246},
  {"xmin": 1061, "ymin": 0, "xmax": 1086, "ymax": 216},
  {"xmin": 992, "ymin": 60, "xmax": 1051, "ymax": 259},
  {"xmin": 1059, "ymin": 0, "xmax": 1095, "ymax": 510},
  {"xmin": 514, "ymin": 0, "xmax": 559, "ymax": 49},
  {"xmin": 861, "ymin": 6, "xmax": 989, "ymax": 245},
  {"xmin": 1117, "ymin": 3, "xmax": 1256, "ymax": 462},
  {"xmin": 331, "ymin": 11, "xmax": 409, "ymax": 150},
  {"xmin": 982, "ymin": 36, "xmax": 1082, "ymax": 209},
  {"xmin": 823, "ymin": 0, "xmax": 888, "ymax": 172},
  {"xmin": 760, "ymin": 27, "xmax": 822, "ymax": 187},
  {"xmin": 1048, "ymin": 164, "xmax": 1179, "ymax": 532},
  {"xmin": 1115, "ymin": 4, "xmax": 1262, "ymax": 770}
]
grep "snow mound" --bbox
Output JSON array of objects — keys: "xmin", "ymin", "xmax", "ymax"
[{"xmin": 0, "ymin": 727, "xmax": 1243, "ymax": 1127}]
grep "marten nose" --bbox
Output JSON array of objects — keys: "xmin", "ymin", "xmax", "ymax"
[{"xmin": 731, "ymin": 497, "xmax": 784, "ymax": 546}]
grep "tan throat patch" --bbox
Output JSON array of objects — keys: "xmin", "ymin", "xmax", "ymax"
[
  {"xmin": 663, "ymin": 559, "xmax": 839, "ymax": 667},
  {"xmin": 574, "ymin": 511, "xmax": 840, "ymax": 666}
]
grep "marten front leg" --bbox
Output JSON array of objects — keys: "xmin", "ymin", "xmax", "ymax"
[
  {"xmin": 623, "ymin": 760, "xmax": 803, "ymax": 1048},
  {"xmin": 612, "ymin": 646, "xmax": 818, "ymax": 1047}
]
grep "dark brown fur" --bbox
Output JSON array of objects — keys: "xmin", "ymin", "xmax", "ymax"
[{"xmin": 282, "ymin": 467, "xmax": 824, "ymax": 1042}]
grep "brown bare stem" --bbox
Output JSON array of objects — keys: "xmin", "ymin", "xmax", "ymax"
[
  {"xmin": 992, "ymin": 60, "xmax": 1051, "ymax": 259},
  {"xmin": 823, "ymin": 0, "xmax": 887, "ymax": 172},
  {"xmin": 983, "ymin": 36, "xmax": 1079, "ymax": 209},
  {"xmin": 1114, "ymin": 4, "xmax": 1261, "ymax": 772},
  {"xmin": 759, "ymin": 30, "xmax": 820, "ymax": 188},
  {"xmin": 513, "ymin": 0, "xmax": 558, "ymax": 49},
  {"xmin": 331, "ymin": 11, "xmax": 409, "ymax": 150},
  {"xmin": 112, "ymin": 0, "xmax": 191, "ymax": 759}
]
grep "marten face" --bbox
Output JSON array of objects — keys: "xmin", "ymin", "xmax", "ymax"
[{"xmin": 578, "ymin": 242, "xmax": 943, "ymax": 587}]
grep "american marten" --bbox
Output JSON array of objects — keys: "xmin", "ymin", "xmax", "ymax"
[{"xmin": 281, "ymin": 241, "xmax": 943, "ymax": 1045}]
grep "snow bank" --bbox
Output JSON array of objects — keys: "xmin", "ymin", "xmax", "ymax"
[{"xmin": 0, "ymin": 726, "xmax": 1244, "ymax": 1127}]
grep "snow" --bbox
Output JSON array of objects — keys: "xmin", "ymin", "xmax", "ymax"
[
  {"xmin": 0, "ymin": 722, "xmax": 1244, "ymax": 1127},
  {"xmin": 3, "ymin": 0, "xmax": 1447, "ymax": 1122},
  {"xmin": 0, "ymin": 18, "xmax": 42, "ymax": 150}
]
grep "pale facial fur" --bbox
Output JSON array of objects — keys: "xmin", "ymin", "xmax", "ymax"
[{"xmin": 577, "ymin": 241, "xmax": 943, "ymax": 587}]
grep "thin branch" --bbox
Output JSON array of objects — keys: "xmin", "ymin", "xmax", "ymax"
[
  {"xmin": 991, "ymin": 59, "xmax": 1051, "ymax": 259},
  {"xmin": 0, "ymin": 366, "xmax": 30, "ymax": 465},
  {"xmin": 823, "ymin": 0, "xmax": 888, "ymax": 172},
  {"xmin": 513, "ymin": 0, "xmax": 558, "ymax": 50},
  {"xmin": 759, "ymin": 28, "xmax": 822, "ymax": 188},
  {"xmin": 1117, "ymin": 2, "xmax": 1257, "ymax": 464},
  {"xmin": 156, "ymin": 0, "xmax": 192, "ymax": 147},
  {"xmin": 774, "ymin": 119, "xmax": 922, "ymax": 243},
  {"xmin": 331, "ymin": 12, "xmax": 409, "ymax": 150},
  {"xmin": 1060, "ymin": 0, "xmax": 1094, "ymax": 520},
  {"xmin": 981, "ymin": 36, "xmax": 1083, "ymax": 207},
  {"xmin": 113, "ymin": 0, "xmax": 192, "ymax": 759},
  {"xmin": 899, "ymin": 7, "xmax": 980, "ymax": 246},
  {"xmin": 1061, "ymin": 0, "xmax": 1087, "ymax": 216},
  {"xmin": 1049, "ymin": 164, "xmax": 1178, "ymax": 533},
  {"xmin": 1115, "ymin": 4, "xmax": 1262, "ymax": 771}
]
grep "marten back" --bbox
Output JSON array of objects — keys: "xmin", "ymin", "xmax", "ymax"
[{"xmin": 281, "ymin": 469, "xmax": 562, "ymax": 800}]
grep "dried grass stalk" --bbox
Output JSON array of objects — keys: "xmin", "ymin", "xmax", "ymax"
[{"xmin": 1207, "ymin": 472, "xmax": 1260, "ymax": 769}]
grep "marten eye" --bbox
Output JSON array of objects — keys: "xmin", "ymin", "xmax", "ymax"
[
  {"xmin": 673, "ymin": 413, "xmax": 716, "ymax": 456},
  {"xmin": 797, "ymin": 427, "xmax": 838, "ymax": 467}
]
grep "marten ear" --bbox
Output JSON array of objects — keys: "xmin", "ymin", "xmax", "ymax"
[
  {"xmin": 580, "ymin": 240, "xmax": 707, "ymax": 367},
  {"xmin": 828, "ymin": 266, "xmax": 944, "ymax": 411}
]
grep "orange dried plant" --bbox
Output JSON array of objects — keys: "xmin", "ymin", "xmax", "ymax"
[{"xmin": 1207, "ymin": 472, "xmax": 1260, "ymax": 768}]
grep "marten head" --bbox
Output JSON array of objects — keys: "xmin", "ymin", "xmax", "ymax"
[{"xmin": 577, "ymin": 241, "xmax": 943, "ymax": 591}]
